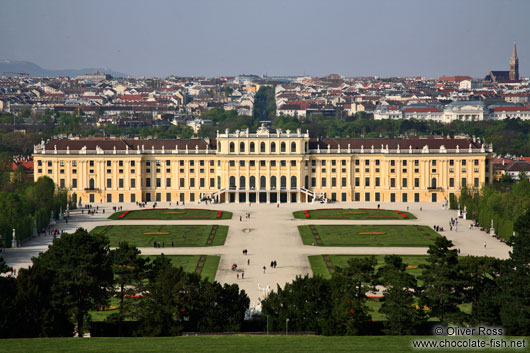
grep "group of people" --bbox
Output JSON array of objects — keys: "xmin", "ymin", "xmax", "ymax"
[
  {"xmin": 153, "ymin": 241, "xmax": 175, "ymax": 248},
  {"xmin": 240, "ymin": 213, "xmax": 251, "ymax": 221},
  {"xmin": 449, "ymin": 217, "xmax": 459, "ymax": 231},
  {"xmin": 112, "ymin": 206, "xmax": 123, "ymax": 212},
  {"xmin": 434, "ymin": 225, "xmax": 444, "ymax": 232}
]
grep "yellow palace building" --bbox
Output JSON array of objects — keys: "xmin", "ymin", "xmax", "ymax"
[{"xmin": 33, "ymin": 127, "xmax": 493, "ymax": 204}]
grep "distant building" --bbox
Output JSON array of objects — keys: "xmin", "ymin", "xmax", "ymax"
[
  {"xmin": 459, "ymin": 79, "xmax": 483, "ymax": 90},
  {"xmin": 443, "ymin": 101, "xmax": 486, "ymax": 122},
  {"xmin": 76, "ymin": 72, "xmax": 112, "ymax": 82},
  {"xmin": 485, "ymin": 42, "xmax": 520, "ymax": 82}
]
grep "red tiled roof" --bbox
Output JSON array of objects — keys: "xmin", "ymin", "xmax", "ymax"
[
  {"xmin": 492, "ymin": 106, "xmax": 530, "ymax": 112},
  {"xmin": 403, "ymin": 107, "xmax": 442, "ymax": 113}
]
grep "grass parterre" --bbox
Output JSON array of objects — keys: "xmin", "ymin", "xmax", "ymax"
[
  {"xmin": 309, "ymin": 254, "xmax": 429, "ymax": 280},
  {"xmin": 293, "ymin": 208, "xmax": 416, "ymax": 220},
  {"xmin": 90, "ymin": 225, "xmax": 228, "ymax": 247},
  {"xmin": 298, "ymin": 225, "xmax": 439, "ymax": 247},
  {"xmin": 108, "ymin": 208, "xmax": 232, "ymax": 220}
]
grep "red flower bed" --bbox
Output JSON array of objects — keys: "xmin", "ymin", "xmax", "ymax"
[
  {"xmin": 304, "ymin": 210, "xmax": 310, "ymax": 218},
  {"xmin": 119, "ymin": 210, "xmax": 131, "ymax": 218},
  {"xmin": 394, "ymin": 210, "xmax": 408, "ymax": 218},
  {"xmin": 366, "ymin": 216, "xmax": 398, "ymax": 219},
  {"xmin": 317, "ymin": 208, "xmax": 341, "ymax": 210},
  {"xmin": 216, "ymin": 210, "xmax": 222, "ymax": 218}
]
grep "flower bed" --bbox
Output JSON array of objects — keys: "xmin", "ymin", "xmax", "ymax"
[
  {"xmin": 366, "ymin": 216, "xmax": 398, "ymax": 219},
  {"xmin": 304, "ymin": 210, "xmax": 310, "ymax": 218},
  {"xmin": 179, "ymin": 216, "xmax": 211, "ymax": 219},
  {"xmin": 216, "ymin": 210, "xmax": 222, "ymax": 218},
  {"xmin": 394, "ymin": 210, "xmax": 408, "ymax": 218},
  {"xmin": 119, "ymin": 210, "xmax": 131, "ymax": 218}
]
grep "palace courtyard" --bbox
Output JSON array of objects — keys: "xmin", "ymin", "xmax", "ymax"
[{"xmin": 2, "ymin": 201, "xmax": 511, "ymax": 309}]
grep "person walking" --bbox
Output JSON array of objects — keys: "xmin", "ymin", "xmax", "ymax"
[
  {"xmin": 263, "ymin": 266, "xmax": 266, "ymax": 273},
  {"xmin": 237, "ymin": 274, "xmax": 239, "ymax": 280},
  {"xmin": 242, "ymin": 272, "xmax": 244, "ymax": 279},
  {"xmin": 248, "ymin": 259, "xmax": 250, "ymax": 265},
  {"xmin": 484, "ymin": 241, "xmax": 487, "ymax": 248}
]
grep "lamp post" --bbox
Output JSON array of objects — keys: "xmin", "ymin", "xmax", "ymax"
[{"xmin": 286, "ymin": 318, "xmax": 289, "ymax": 336}]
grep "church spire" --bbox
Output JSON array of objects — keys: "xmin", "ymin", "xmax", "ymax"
[{"xmin": 510, "ymin": 41, "xmax": 519, "ymax": 80}]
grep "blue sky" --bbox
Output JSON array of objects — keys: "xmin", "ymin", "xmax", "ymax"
[{"xmin": 1, "ymin": 0, "xmax": 528, "ymax": 78}]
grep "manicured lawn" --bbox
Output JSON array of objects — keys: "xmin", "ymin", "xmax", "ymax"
[
  {"xmin": 108, "ymin": 208, "xmax": 232, "ymax": 220},
  {"xmin": 0, "ymin": 336, "xmax": 513, "ymax": 353},
  {"xmin": 141, "ymin": 255, "xmax": 220, "ymax": 282},
  {"xmin": 293, "ymin": 208, "xmax": 416, "ymax": 220},
  {"xmin": 299, "ymin": 225, "xmax": 438, "ymax": 247},
  {"xmin": 308, "ymin": 255, "xmax": 429, "ymax": 280},
  {"xmin": 90, "ymin": 225, "xmax": 228, "ymax": 247}
]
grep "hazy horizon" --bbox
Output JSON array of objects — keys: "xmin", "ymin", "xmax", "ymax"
[{"xmin": 1, "ymin": 0, "xmax": 529, "ymax": 78}]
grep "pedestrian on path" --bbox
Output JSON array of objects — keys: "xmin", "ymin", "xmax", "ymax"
[
  {"xmin": 240, "ymin": 216, "xmax": 242, "ymax": 221},
  {"xmin": 248, "ymin": 259, "xmax": 250, "ymax": 265},
  {"xmin": 242, "ymin": 272, "xmax": 244, "ymax": 279},
  {"xmin": 237, "ymin": 274, "xmax": 239, "ymax": 279},
  {"xmin": 484, "ymin": 241, "xmax": 487, "ymax": 248},
  {"xmin": 263, "ymin": 266, "xmax": 266, "ymax": 273}
]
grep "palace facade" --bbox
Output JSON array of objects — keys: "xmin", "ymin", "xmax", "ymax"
[{"xmin": 33, "ymin": 127, "xmax": 494, "ymax": 204}]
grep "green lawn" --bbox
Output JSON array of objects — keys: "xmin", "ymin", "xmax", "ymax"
[
  {"xmin": 299, "ymin": 225, "xmax": 438, "ymax": 247},
  {"xmin": 141, "ymin": 255, "xmax": 220, "ymax": 282},
  {"xmin": 108, "ymin": 208, "xmax": 232, "ymax": 220},
  {"xmin": 1, "ymin": 336, "xmax": 522, "ymax": 353},
  {"xmin": 294, "ymin": 208, "xmax": 416, "ymax": 220},
  {"xmin": 309, "ymin": 255, "xmax": 429, "ymax": 280},
  {"xmin": 90, "ymin": 225, "xmax": 228, "ymax": 247}
]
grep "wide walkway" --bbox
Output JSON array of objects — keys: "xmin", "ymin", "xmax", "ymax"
[{"xmin": 2, "ymin": 201, "xmax": 511, "ymax": 307}]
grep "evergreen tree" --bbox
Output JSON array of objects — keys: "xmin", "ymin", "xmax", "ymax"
[
  {"xmin": 419, "ymin": 237, "xmax": 466, "ymax": 324},
  {"xmin": 34, "ymin": 228, "xmax": 113, "ymax": 337},
  {"xmin": 377, "ymin": 255, "xmax": 425, "ymax": 334}
]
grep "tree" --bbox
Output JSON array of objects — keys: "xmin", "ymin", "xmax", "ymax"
[
  {"xmin": 497, "ymin": 209, "xmax": 530, "ymax": 335},
  {"xmin": 261, "ymin": 275, "xmax": 332, "ymax": 334},
  {"xmin": 109, "ymin": 242, "xmax": 147, "ymax": 332},
  {"xmin": 0, "ymin": 275, "xmax": 18, "ymax": 338},
  {"xmin": 135, "ymin": 265, "xmax": 188, "ymax": 336},
  {"xmin": 376, "ymin": 255, "xmax": 425, "ymax": 334},
  {"xmin": 330, "ymin": 256, "xmax": 377, "ymax": 335},
  {"xmin": 419, "ymin": 237, "xmax": 465, "ymax": 324},
  {"xmin": 34, "ymin": 228, "xmax": 113, "ymax": 336},
  {"xmin": 15, "ymin": 265, "xmax": 74, "ymax": 337},
  {"xmin": 458, "ymin": 256, "xmax": 502, "ymax": 326}
]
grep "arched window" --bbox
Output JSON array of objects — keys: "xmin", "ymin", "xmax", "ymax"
[
  {"xmin": 305, "ymin": 175, "xmax": 309, "ymax": 189},
  {"xmin": 271, "ymin": 142, "xmax": 276, "ymax": 153},
  {"xmin": 431, "ymin": 178, "xmax": 437, "ymax": 189},
  {"xmin": 260, "ymin": 176, "xmax": 266, "ymax": 189},
  {"xmin": 250, "ymin": 176, "xmax": 256, "ymax": 189},
  {"xmin": 240, "ymin": 176, "xmax": 246, "ymax": 189},
  {"xmin": 280, "ymin": 176, "xmax": 287, "ymax": 189},
  {"xmin": 229, "ymin": 176, "xmax": 236, "ymax": 189},
  {"xmin": 271, "ymin": 176, "xmax": 277, "ymax": 189},
  {"xmin": 89, "ymin": 178, "xmax": 95, "ymax": 189},
  {"xmin": 230, "ymin": 142, "xmax": 235, "ymax": 153},
  {"xmin": 291, "ymin": 176, "xmax": 297, "ymax": 189},
  {"xmin": 250, "ymin": 142, "xmax": 255, "ymax": 153},
  {"xmin": 291, "ymin": 142, "xmax": 296, "ymax": 153},
  {"xmin": 281, "ymin": 142, "xmax": 286, "ymax": 152},
  {"xmin": 240, "ymin": 142, "xmax": 245, "ymax": 153},
  {"xmin": 260, "ymin": 142, "xmax": 266, "ymax": 153}
]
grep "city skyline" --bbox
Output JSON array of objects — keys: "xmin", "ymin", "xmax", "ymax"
[{"xmin": 1, "ymin": 0, "xmax": 529, "ymax": 78}]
